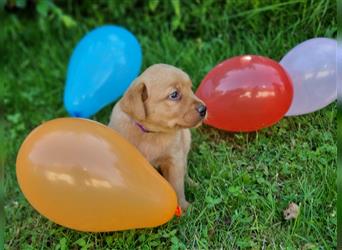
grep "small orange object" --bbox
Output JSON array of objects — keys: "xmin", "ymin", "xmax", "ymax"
[{"xmin": 175, "ymin": 205, "xmax": 182, "ymax": 217}]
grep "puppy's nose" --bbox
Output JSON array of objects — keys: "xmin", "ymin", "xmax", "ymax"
[{"xmin": 196, "ymin": 104, "xmax": 207, "ymax": 118}]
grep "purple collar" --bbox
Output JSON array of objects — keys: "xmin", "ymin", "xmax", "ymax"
[{"xmin": 135, "ymin": 122, "xmax": 152, "ymax": 133}]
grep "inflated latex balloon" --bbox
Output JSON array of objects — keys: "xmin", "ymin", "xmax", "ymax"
[
  {"xmin": 280, "ymin": 38, "xmax": 337, "ymax": 116},
  {"xmin": 196, "ymin": 55, "xmax": 293, "ymax": 132},
  {"xmin": 16, "ymin": 118, "xmax": 177, "ymax": 232},
  {"xmin": 64, "ymin": 25, "xmax": 142, "ymax": 118}
]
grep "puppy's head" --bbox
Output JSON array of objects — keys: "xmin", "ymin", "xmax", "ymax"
[{"xmin": 120, "ymin": 64, "xmax": 206, "ymax": 132}]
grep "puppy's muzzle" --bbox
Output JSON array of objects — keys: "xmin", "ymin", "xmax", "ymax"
[{"xmin": 196, "ymin": 104, "xmax": 207, "ymax": 118}]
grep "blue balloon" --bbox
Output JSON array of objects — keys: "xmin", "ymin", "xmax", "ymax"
[{"xmin": 64, "ymin": 25, "xmax": 142, "ymax": 118}]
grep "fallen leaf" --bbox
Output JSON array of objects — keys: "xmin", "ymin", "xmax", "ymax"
[{"xmin": 283, "ymin": 202, "xmax": 300, "ymax": 220}]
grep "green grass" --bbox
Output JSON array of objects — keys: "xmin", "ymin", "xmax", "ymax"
[{"xmin": 2, "ymin": 0, "xmax": 337, "ymax": 249}]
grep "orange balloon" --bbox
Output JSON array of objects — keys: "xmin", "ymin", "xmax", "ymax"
[{"xmin": 16, "ymin": 118, "xmax": 177, "ymax": 232}]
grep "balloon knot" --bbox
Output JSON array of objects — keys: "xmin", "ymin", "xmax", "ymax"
[
  {"xmin": 175, "ymin": 205, "xmax": 182, "ymax": 217},
  {"xmin": 72, "ymin": 112, "xmax": 81, "ymax": 117}
]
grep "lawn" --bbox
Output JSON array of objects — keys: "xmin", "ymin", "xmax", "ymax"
[{"xmin": 2, "ymin": 0, "xmax": 337, "ymax": 249}]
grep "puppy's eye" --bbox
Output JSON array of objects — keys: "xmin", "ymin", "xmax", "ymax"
[{"xmin": 169, "ymin": 90, "xmax": 181, "ymax": 101}]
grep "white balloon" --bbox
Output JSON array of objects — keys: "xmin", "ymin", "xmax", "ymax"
[{"xmin": 280, "ymin": 38, "xmax": 337, "ymax": 116}]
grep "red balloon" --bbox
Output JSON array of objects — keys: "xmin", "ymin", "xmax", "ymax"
[{"xmin": 196, "ymin": 55, "xmax": 293, "ymax": 132}]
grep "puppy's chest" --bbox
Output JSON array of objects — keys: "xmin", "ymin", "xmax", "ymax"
[{"xmin": 135, "ymin": 136, "xmax": 173, "ymax": 163}]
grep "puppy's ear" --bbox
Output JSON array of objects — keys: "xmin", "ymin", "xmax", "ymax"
[{"xmin": 120, "ymin": 79, "xmax": 148, "ymax": 121}]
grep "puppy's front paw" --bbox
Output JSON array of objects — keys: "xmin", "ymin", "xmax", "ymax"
[
  {"xmin": 186, "ymin": 176, "xmax": 199, "ymax": 188},
  {"xmin": 180, "ymin": 200, "xmax": 190, "ymax": 212}
]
